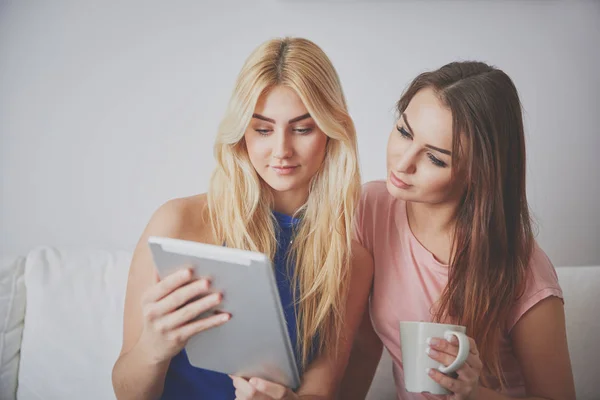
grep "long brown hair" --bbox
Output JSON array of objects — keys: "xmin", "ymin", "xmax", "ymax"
[{"xmin": 397, "ymin": 61, "xmax": 534, "ymax": 387}]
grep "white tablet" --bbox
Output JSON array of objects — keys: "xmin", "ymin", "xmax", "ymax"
[{"xmin": 148, "ymin": 236, "xmax": 301, "ymax": 389}]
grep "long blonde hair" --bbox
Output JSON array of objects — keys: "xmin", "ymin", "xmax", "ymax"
[{"xmin": 207, "ymin": 37, "xmax": 361, "ymax": 367}]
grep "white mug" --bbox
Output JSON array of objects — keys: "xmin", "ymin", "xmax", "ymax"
[{"xmin": 399, "ymin": 321, "xmax": 470, "ymax": 395}]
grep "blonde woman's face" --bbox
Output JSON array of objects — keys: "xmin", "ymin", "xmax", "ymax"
[
  {"xmin": 386, "ymin": 88, "xmax": 459, "ymax": 204},
  {"xmin": 244, "ymin": 86, "xmax": 328, "ymax": 203}
]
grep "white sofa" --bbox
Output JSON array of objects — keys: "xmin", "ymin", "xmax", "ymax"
[{"xmin": 1, "ymin": 246, "xmax": 598, "ymax": 400}]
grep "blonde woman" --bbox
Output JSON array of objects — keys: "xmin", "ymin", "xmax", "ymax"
[{"xmin": 112, "ymin": 37, "xmax": 373, "ymax": 400}]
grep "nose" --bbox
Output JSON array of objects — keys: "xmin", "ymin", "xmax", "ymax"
[
  {"xmin": 394, "ymin": 145, "xmax": 417, "ymax": 175},
  {"xmin": 273, "ymin": 131, "xmax": 293, "ymax": 159}
]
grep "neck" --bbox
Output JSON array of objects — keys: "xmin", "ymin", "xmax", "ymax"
[
  {"xmin": 407, "ymin": 200, "xmax": 458, "ymax": 239},
  {"xmin": 272, "ymin": 188, "xmax": 308, "ymax": 216}
]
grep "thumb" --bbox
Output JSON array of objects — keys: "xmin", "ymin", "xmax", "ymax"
[
  {"xmin": 152, "ymin": 268, "xmax": 160, "ymax": 283},
  {"xmin": 250, "ymin": 378, "xmax": 288, "ymax": 398}
]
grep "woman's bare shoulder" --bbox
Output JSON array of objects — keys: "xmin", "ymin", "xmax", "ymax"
[{"xmin": 146, "ymin": 193, "xmax": 215, "ymax": 244}]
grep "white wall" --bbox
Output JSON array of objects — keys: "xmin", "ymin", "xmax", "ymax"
[{"xmin": 1, "ymin": 1, "xmax": 599, "ymax": 266}]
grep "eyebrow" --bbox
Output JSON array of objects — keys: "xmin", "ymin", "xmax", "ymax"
[
  {"xmin": 402, "ymin": 113, "xmax": 452, "ymax": 156},
  {"xmin": 252, "ymin": 113, "xmax": 312, "ymax": 124}
]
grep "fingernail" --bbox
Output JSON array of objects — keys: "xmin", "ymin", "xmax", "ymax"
[
  {"xmin": 249, "ymin": 378, "xmax": 257, "ymax": 385},
  {"xmin": 426, "ymin": 347, "xmax": 439, "ymax": 357},
  {"xmin": 426, "ymin": 337, "xmax": 440, "ymax": 346},
  {"xmin": 427, "ymin": 368, "xmax": 434, "ymax": 376},
  {"xmin": 222, "ymin": 313, "xmax": 230, "ymax": 321}
]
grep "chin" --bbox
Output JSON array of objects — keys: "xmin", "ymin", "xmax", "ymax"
[
  {"xmin": 263, "ymin": 178, "xmax": 300, "ymax": 193},
  {"xmin": 387, "ymin": 180, "xmax": 423, "ymax": 202},
  {"xmin": 386, "ymin": 179, "xmax": 404, "ymax": 198}
]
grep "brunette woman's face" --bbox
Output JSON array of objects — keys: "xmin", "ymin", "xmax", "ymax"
[{"xmin": 386, "ymin": 88, "xmax": 463, "ymax": 204}]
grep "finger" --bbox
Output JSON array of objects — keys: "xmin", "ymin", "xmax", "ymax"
[
  {"xmin": 151, "ymin": 277, "xmax": 212, "ymax": 317},
  {"xmin": 465, "ymin": 351, "xmax": 483, "ymax": 371},
  {"xmin": 231, "ymin": 375, "xmax": 250, "ymax": 389},
  {"xmin": 427, "ymin": 337, "xmax": 459, "ymax": 357},
  {"xmin": 431, "ymin": 350, "xmax": 480, "ymax": 371},
  {"xmin": 467, "ymin": 336, "xmax": 479, "ymax": 355},
  {"xmin": 235, "ymin": 391, "xmax": 251, "ymax": 400},
  {"xmin": 155, "ymin": 291, "xmax": 222, "ymax": 331},
  {"xmin": 426, "ymin": 346, "xmax": 460, "ymax": 368},
  {"xmin": 231, "ymin": 375, "xmax": 247, "ymax": 400},
  {"xmin": 429, "ymin": 348, "xmax": 481, "ymax": 371},
  {"xmin": 427, "ymin": 368, "xmax": 467, "ymax": 395},
  {"xmin": 428, "ymin": 337, "xmax": 481, "ymax": 369},
  {"xmin": 452, "ymin": 337, "xmax": 482, "ymax": 370},
  {"xmin": 231, "ymin": 376, "xmax": 261, "ymax": 398},
  {"xmin": 456, "ymin": 362, "xmax": 478, "ymax": 383},
  {"xmin": 167, "ymin": 312, "xmax": 230, "ymax": 344},
  {"xmin": 143, "ymin": 268, "xmax": 194, "ymax": 304},
  {"xmin": 250, "ymin": 377, "xmax": 287, "ymax": 399}
]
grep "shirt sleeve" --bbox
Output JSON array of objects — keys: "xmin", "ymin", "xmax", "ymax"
[{"xmin": 506, "ymin": 243, "xmax": 564, "ymax": 333}]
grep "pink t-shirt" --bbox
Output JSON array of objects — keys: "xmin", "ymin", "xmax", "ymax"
[{"xmin": 354, "ymin": 181, "xmax": 563, "ymax": 399}]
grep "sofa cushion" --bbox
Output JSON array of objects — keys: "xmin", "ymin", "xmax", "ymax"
[
  {"xmin": 366, "ymin": 347, "xmax": 395, "ymax": 400},
  {"xmin": 11, "ymin": 246, "xmax": 600, "ymax": 399},
  {"xmin": 16, "ymin": 247, "xmax": 131, "ymax": 400},
  {"xmin": 556, "ymin": 266, "xmax": 600, "ymax": 400},
  {"xmin": 0, "ymin": 256, "xmax": 26, "ymax": 400}
]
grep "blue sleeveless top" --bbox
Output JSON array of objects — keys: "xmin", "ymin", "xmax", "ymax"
[{"xmin": 161, "ymin": 211, "xmax": 305, "ymax": 399}]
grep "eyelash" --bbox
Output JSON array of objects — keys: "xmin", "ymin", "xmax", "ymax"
[
  {"xmin": 397, "ymin": 125, "xmax": 412, "ymax": 139},
  {"xmin": 396, "ymin": 125, "xmax": 448, "ymax": 168},
  {"xmin": 294, "ymin": 128, "xmax": 312, "ymax": 135},
  {"xmin": 254, "ymin": 128, "xmax": 313, "ymax": 136},
  {"xmin": 427, "ymin": 153, "xmax": 447, "ymax": 168}
]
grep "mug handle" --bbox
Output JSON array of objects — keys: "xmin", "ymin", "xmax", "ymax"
[{"xmin": 437, "ymin": 331, "xmax": 470, "ymax": 374}]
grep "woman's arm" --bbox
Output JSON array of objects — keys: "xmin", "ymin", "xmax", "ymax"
[
  {"xmin": 337, "ymin": 306, "xmax": 384, "ymax": 400},
  {"xmin": 233, "ymin": 241, "xmax": 375, "ymax": 399},
  {"xmin": 112, "ymin": 200, "xmax": 184, "ymax": 399},
  {"xmin": 430, "ymin": 296, "xmax": 576, "ymax": 400},
  {"xmin": 112, "ymin": 196, "xmax": 227, "ymax": 400},
  {"xmin": 297, "ymin": 241, "xmax": 375, "ymax": 398},
  {"xmin": 500, "ymin": 296, "xmax": 574, "ymax": 400}
]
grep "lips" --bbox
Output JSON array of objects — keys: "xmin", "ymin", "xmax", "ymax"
[
  {"xmin": 271, "ymin": 165, "xmax": 299, "ymax": 175},
  {"xmin": 390, "ymin": 171, "xmax": 411, "ymax": 189}
]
